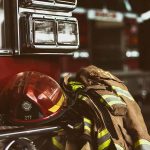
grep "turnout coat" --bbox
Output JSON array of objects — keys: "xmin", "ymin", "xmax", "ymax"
[{"xmin": 61, "ymin": 65, "xmax": 150, "ymax": 150}]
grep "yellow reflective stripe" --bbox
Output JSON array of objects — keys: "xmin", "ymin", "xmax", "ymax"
[
  {"xmin": 100, "ymin": 98, "xmax": 104, "ymax": 103},
  {"xmin": 72, "ymin": 85, "xmax": 83, "ymax": 91},
  {"xmin": 48, "ymin": 95, "xmax": 64, "ymax": 113},
  {"xmin": 69, "ymin": 81, "xmax": 84, "ymax": 91},
  {"xmin": 84, "ymin": 125, "xmax": 91, "ymax": 133},
  {"xmin": 97, "ymin": 129, "xmax": 111, "ymax": 149},
  {"xmin": 69, "ymin": 81, "xmax": 82, "ymax": 85},
  {"xmin": 78, "ymin": 94, "xmax": 88, "ymax": 101},
  {"xmin": 115, "ymin": 144, "xmax": 124, "ymax": 150},
  {"xmin": 112, "ymin": 86, "xmax": 134, "ymax": 101},
  {"xmin": 84, "ymin": 117, "xmax": 92, "ymax": 134},
  {"xmin": 98, "ymin": 129, "xmax": 109, "ymax": 139},
  {"xmin": 78, "ymin": 94, "xmax": 82, "ymax": 99},
  {"xmin": 52, "ymin": 137, "xmax": 64, "ymax": 150},
  {"xmin": 98, "ymin": 139, "xmax": 111, "ymax": 150},
  {"xmin": 134, "ymin": 139, "xmax": 150, "ymax": 148},
  {"xmin": 84, "ymin": 117, "xmax": 92, "ymax": 124}
]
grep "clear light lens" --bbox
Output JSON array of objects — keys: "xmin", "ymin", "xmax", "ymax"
[
  {"xmin": 33, "ymin": 19, "xmax": 55, "ymax": 45},
  {"xmin": 58, "ymin": 21, "xmax": 77, "ymax": 45}
]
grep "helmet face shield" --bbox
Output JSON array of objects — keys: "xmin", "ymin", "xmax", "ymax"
[{"xmin": 1, "ymin": 71, "xmax": 67, "ymax": 125}]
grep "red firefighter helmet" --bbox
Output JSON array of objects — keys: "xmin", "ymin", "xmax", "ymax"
[{"xmin": 0, "ymin": 71, "xmax": 67, "ymax": 125}]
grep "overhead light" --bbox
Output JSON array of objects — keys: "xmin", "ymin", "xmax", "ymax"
[
  {"xmin": 124, "ymin": 0, "xmax": 132, "ymax": 12},
  {"xmin": 57, "ymin": 20, "xmax": 78, "ymax": 45},
  {"xmin": 124, "ymin": 13, "xmax": 137, "ymax": 19},
  {"xmin": 73, "ymin": 7, "xmax": 86, "ymax": 14},
  {"xmin": 126, "ymin": 50, "xmax": 139, "ymax": 58},
  {"xmin": 73, "ymin": 51, "xmax": 89, "ymax": 58},
  {"xmin": 87, "ymin": 9, "xmax": 123, "ymax": 22},
  {"xmin": 141, "ymin": 11, "xmax": 150, "ymax": 21}
]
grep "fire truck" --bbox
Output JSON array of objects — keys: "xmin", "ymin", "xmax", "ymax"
[
  {"xmin": 0, "ymin": 0, "xmax": 79, "ymax": 86},
  {"xmin": 0, "ymin": 0, "xmax": 80, "ymax": 149},
  {"xmin": 0, "ymin": 0, "xmax": 150, "ymax": 149}
]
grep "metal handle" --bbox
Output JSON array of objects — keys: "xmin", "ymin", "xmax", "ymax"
[{"xmin": 0, "ymin": 126, "xmax": 62, "ymax": 140}]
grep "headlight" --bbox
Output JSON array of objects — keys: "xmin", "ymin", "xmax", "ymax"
[
  {"xmin": 33, "ymin": 19, "xmax": 55, "ymax": 45},
  {"xmin": 20, "ymin": 14, "xmax": 56, "ymax": 49},
  {"xmin": 57, "ymin": 21, "xmax": 78, "ymax": 45},
  {"xmin": 19, "ymin": 13, "xmax": 79, "ymax": 53}
]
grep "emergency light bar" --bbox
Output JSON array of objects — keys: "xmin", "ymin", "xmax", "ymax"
[
  {"xmin": 20, "ymin": 13, "xmax": 79, "ymax": 53},
  {"xmin": 19, "ymin": 0, "xmax": 77, "ymax": 11}
]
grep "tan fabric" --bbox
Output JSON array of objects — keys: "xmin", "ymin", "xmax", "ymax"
[
  {"xmin": 95, "ymin": 89, "xmax": 127, "ymax": 116},
  {"xmin": 65, "ymin": 140, "xmax": 78, "ymax": 150},
  {"xmin": 75, "ymin": 65, "xmax": 150, "ymax": 150},
  {"xmin": 81, "ymin": 142, "xmax": 92, "ymax": 150},
  {"xmin": 65, "ymin": 140, "xmax": 93, "ymax": 150},
  {"xmin": 77, "ymin": 65, "xmax": 122, "ymax": 83},
  {"xmin": 105, "ymin": 79, "xmax": 150, "ymax": 141},
  {"xmin": 109, "ymin": 112, "xmax": 133, "ymax": 150}
]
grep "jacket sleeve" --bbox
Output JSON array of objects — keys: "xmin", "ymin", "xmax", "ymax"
[
  {"xmin": 123, "ymin": 99, "xmax": 150, "ymax": 150},
  {"xmin": 105, "ymin": 79, "xmax": 150, "ymax": 150}
]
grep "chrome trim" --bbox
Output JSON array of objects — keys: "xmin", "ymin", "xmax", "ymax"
[
  {"xmin": 33, "ymin": 45, "xmax": 79, "ymax": 49},
  {"xmin": 14, "ymin": 51, "xmax": 74, "ymax": 55},
  {"xmin": 19, "ymin": 8, "xmax": 72, "ymax": 17},
  {"xmin": 0, "ymin": 49, "xmax": 13, "ymax": 56},
  {"xmin": 19, "ymin": 0, "xmax": 77, "ymax": 11},
  {"xmin": 0, "ymin": 3, "xmax": 4, "ymax": 49},
  {"xmin": 25, "ymin": 0, "xmax": 55, "ymax": 7},
  {"xmin": 0, "ymin": 126, "xmax": 61, "ymax": 140},
  {"xmin": 54, "ymin": 2, "xmax": 77, "ymax": 10},
  {"xmin": 1, "ymin": 0, "xmax": 79, "ymax": 55},
  {"xmin": 55, "ymin": 0, "xmax": 77, "ymax": 5},
  {"xmin": 17, "ymin": 0, "xmax": 21, "ymax": 55},
  {"xmin": 31, "ymin": 13, "xmax": 76, "ymax": 20}
]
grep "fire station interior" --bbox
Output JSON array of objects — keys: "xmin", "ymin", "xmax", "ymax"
[{"xmin": 0, "ymin": 0, "xmax": 150, "ymax": 147}]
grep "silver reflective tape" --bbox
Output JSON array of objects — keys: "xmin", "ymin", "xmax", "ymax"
[
  {"xmin": 115, "ymin": 144, "xmax": 124, "ymax": 150},
  {"xmin": 135, "ymin": 139, "xmax": 150, "ymax": 150},
  {"xmin": 102, "ymin": 95, "xmax": 126, "ymax": 106},
  {"xmin": 112, "ymin": 86, "xmax": 134, "ymax": 101}
]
